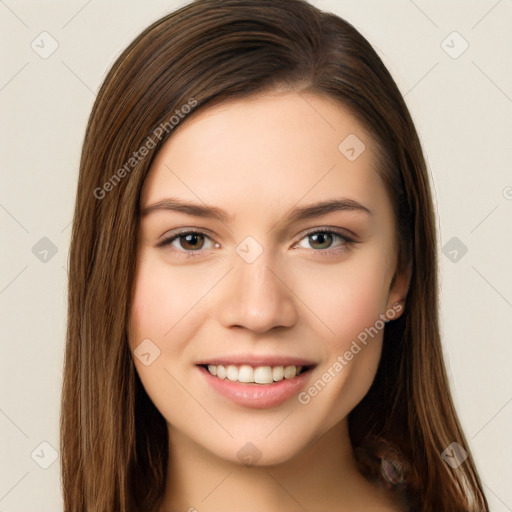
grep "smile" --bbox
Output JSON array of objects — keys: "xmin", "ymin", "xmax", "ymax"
[
  {"xmin": 202, "ymin": 364, "xmax": 309, "ymax": 384},
  {"xmin": 196, "ymin": 363, "xmax": 316, "ymax": 409}
]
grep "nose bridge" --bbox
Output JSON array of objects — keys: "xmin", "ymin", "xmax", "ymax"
[{"xmin": 217, "ymin": 245, "xmax": 298, "ymax": 333}]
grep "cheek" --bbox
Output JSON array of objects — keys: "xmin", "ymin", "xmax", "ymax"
[
  {"xmin": 129, "ymin": 255, "xmax": 211, "ymax": 347},
  {"xmin": 294, "ymin": 250, "xmax": 392, "ymax": 352},
  {"xmin": 293, "ymin": 255, "xmax": 391, "ymax": 425},
  {"xmin": 128, "ymin": 257, "xmax": 211, "ymax": 423}
]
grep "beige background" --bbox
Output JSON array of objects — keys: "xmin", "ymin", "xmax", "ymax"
[{"xmin": 1, "ymin": 0, "xmax": 511, "ymax": 510}]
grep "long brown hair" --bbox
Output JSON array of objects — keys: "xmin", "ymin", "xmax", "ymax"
[{"xmin": 61, "ymin": 0, "xmax": 489, "ymax": 510}]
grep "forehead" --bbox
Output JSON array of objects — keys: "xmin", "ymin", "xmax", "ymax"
[{"xmin": 141, "ymin": 91, "xmax": 390, "ymax": 222}]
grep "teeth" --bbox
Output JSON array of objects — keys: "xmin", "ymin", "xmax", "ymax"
[
  {"xmin": 238, "ymin": 365, "xmax": 254, "ymax": 383},
  {"xmin": 205, "ymin": 364, "xmax": 304, "ymax": 384},
  {"xmin": 272, "ymin": 365, "xmax": 284, "ymax": 381},
  {"xmin": 254, "ymin": 366, "xmax": 273, "ymax": 384},
  {"xmin": 284, "ymin": 366, "xmax": 297, "ymax": 379},
  {"xmin": 226, "ymin": 365, "xmax": 239, "ymax": 381},
  {"xmin": 216, "ymin": 365, "xmax": 227, "ymax": 379}
]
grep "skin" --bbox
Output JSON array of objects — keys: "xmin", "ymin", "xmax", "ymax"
[{"xmin": 128, "ymin": 91, "xmax": 411, "ymax": 512}]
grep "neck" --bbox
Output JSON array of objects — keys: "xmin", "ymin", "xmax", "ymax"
[{"xmin": 159, "ymin": 419, "xmax": 397, "ymax": 512}]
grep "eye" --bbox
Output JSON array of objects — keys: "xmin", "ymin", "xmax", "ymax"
[
  {"xmin": 157, "ymin": 230, "xmax": 218, "ymax": 255},
  {"xmin": 294, "ymin": 229, "xmax": 354, "ymax": 253},
  {"xmin": 156, "ymin": 228, "xmax": 355, "ymax": 258}
]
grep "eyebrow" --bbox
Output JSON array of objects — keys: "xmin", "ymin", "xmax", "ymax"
[
  {"xmin": 141, "ymin": 198, "xmax": 233, "ymax": 222},
  {"xmin": 140, "ymin": 197, "xmax": 372, "ymax": 223}
]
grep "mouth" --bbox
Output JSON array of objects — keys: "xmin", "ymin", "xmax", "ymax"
[
  {"xmin": 197, "ymin": 363, "xmax": 315, "ymax": 385},
  {"xmin": 195, "ymin": 355, "xmax": 318, "ymax": 408},
  {"xmin": 196, "ymin": 362, "xmax": 316, "ymax": 409}
]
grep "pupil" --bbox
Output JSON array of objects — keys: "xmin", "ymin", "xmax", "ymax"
[{"xmin": 310, "ymin": 233, "xmax": 332, "ymax": 249}]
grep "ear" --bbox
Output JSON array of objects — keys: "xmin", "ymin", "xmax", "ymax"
[{"xmin": 385, "ymin": 261, "xmax": 412, "ymax": 320}]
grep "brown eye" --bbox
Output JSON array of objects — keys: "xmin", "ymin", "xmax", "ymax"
[
  {"xmin": 178, "ymin": 233, "xmax": 206, "ymax": 250},
  {"xmin": 157, "ymin": 231, "xmax": 217, "ymax": 254}
]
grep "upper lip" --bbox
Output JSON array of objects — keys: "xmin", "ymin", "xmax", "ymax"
[{"xmin": 196, "ymin": 355, "xmax": 317, "ymax": 368}]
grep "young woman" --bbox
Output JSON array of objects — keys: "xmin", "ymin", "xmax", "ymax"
[{"xmin": 60, "ymin": 0, "xmax": 489, "ymax": 511}]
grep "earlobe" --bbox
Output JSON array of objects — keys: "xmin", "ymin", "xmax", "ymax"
[
  {"xmin": 387, "ymin": 300, "xmax": 405, "ymax": 321},
  {"xmin": 386, "ymin": 262, "xmax": 412, "ymax": 319}
]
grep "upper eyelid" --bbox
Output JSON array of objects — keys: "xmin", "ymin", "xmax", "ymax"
[
  {"xmin": 156, "ymin": 227, "xmax": 217, "ymax": 244},
  {"xmin": 292, "ymin": 229, "xmax": 355, "ymax": 249},
  {"xmin": 298, "ymin": 226, "xmax": 355, "ymax": 240}
]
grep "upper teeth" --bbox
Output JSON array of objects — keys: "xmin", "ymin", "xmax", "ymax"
[{"xmin": 207, "ymin": 364, "xmax": 303, "ymax": 384}]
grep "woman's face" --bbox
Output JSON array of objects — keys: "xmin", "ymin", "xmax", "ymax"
[{"xmin": 129, "ymin": 91, "xmax": 408, "ymax": 465}]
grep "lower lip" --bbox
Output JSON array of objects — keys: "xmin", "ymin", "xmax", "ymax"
[{"xmin": 197, "ymin": 365, "xmax": 313, "ymax": 409}]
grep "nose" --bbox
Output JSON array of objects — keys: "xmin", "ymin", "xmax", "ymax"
[{"xmin": 217, "ymin": 252, "xmax": 298, "ymax": 334}]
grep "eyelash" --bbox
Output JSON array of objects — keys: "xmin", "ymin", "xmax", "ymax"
[{"xmin": 156, "ymin": 228, "xmax": 356, "ymax": 259}]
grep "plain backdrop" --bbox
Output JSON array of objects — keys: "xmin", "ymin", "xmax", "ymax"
[{"xmin": 1, "ymin": 1, "xmax": 511, "ymax": 510}]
